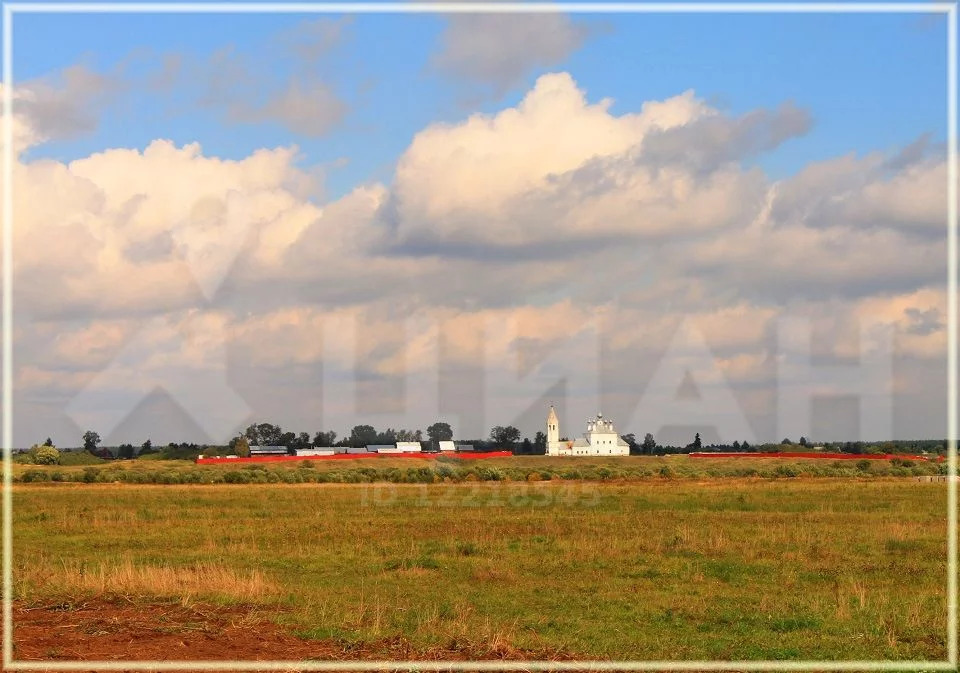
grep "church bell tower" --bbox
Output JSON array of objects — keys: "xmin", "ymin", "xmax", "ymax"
[{"xmin": 546, "ymin": 405, "xmax": 559, "ymax": 452}]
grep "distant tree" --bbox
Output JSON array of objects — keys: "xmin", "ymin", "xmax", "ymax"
[
  {"xmin": 82, "ymin": 430, "xmax": 101, "ymax": 454},
  {"xmin": 244, "ymin": 423, "xmax": 283, "ymax": 446},
  {"xmin": 781, "ymin": 438, "xmax": 793, "ymax": 446},
  {"xmin": 349, "ymin": 424, "xmax": 378, "ymax": 447},
  {"xmin": 490, "ymin": 425, "xmax": 521, "ymax": 448},
  {"xmin": 30, "ymin": 444, "xmax": 60, "ymax": 465},
  {"xmin": 295, "ymin": 432, "xmax": 311, "ymax": 450},
  {"xmin": 642, "ymin": 433, "xmax": 657, "ymax": 454},
  {"xmin": 692, "ymin": 433, "xmax": 702, "ymax": 451},
  {"xmin": 378, "ymin": 428, "xmax": 398, "ymax": 444},
  {"xmin": 42, "ymin": 437, "xmax": 53, "ymax": 447},
  {"xmin": 140, "ymin": 439, "xmax": 154, "ymax": 454},
  {"xmin": 622, "ymin": 433, "xmax": 638, "ymax": 455},
  {"xmin": 741, "ymin": 440, "xmax": 751, "ymax": 451},
  {"xmin": 117, "ymin": 443, "xmax": 135, "ymax": 459},
  {"xmin": 518, "ymin": 438, "xmax": 533, "ymax": 454},
  {"xmin": 533, "ymin": 431, "xmax": 547, "ymax": 454},
  {"xmin": 427, "ymin": 422, "xmax": 454, "ymax": 443},
  {"xmin": 799, "ymin": 436, "xmax": 808, "ymax": 447},
  {"xmin": 732, "ymin": 440, "xmax": 741, "ymax": 451},
  {"xmin": 235, "ymin": 436, "xmax": 251, "ymax": 458},
  {"xmin": 313, "ymin": 430, "xmax": 337, "ymax": 447}
]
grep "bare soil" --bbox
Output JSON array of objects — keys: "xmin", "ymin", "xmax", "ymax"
[{"xmin": 11, "ymin": 599, "xmax": 576, "ymax": 664}]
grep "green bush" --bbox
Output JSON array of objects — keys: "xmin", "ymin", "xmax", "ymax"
[
  {"xmin": 774, "ymin": 464, "xmax": 799, "ymax": 478},
  {"xmin": 30, "ymin": 445, "xmax": 60, "ymax": 465},
  {"xmin": 223, "ymin": 470, "xmax": 251, "ymax": 484}
]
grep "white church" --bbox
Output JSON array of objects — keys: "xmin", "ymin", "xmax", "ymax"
[{"xmin": 546, "ymin": 405, "xmax": 631, "ymax": 456}]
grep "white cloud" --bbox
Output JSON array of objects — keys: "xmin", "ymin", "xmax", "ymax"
[
  {"xmin": 389, "ymin": 73, "xmax": 783, "ymax": 251},
  {"xmin": 14, "ymin": 139, "xmax": 323, "ymax": 317},
  {"xmin": 7, "ymin": 70, "xmax": 951, "ymax": 444}
]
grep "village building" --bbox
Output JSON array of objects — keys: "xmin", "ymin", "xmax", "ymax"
[{"xmin": 546, "ymin": 405, "xmax": 630, "ymax": 456}]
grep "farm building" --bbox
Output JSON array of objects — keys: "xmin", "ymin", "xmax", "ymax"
[
  {"xmin": 371, "ymin": 446, "xmax": 412, "ymax": 454},
  {"xmin": 546, "ymin": 406, "xmax": 630, "ymax": 457},
  {"xmin": 438, "ymin": 441, "xmax": 456, "ymax": 452},
  {"xmin": 249, "ymin": 445, "xmax": 289, "ymax": 456},
  {"xmin": 366, "ymin": 445, "xmax": 395, "ymax": 453},
  {"xmin": 297, "ymin": 448, "xmax": 336, "ymax": 457}
]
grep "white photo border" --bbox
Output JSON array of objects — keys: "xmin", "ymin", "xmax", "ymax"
[{"xmin": 2, "ymin": 2, "xmax": 956, "ymax": 670}]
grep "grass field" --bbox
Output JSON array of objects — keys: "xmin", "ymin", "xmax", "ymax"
[
  {"xmin": 11, "ymin": 453, "xmax": 948, "ymax": 485},
  {"xmin": 12, "ymin": 477, "xmax": 948, "ymax": 661}
]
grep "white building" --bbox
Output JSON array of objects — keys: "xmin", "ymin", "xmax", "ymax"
[{"xmin": 546, "ymin": 405, "xmax": 630, "ymax": 456}]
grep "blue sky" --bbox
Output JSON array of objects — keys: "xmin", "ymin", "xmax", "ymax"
[{"xmin": 11, "ymin": 8, "xmax": 949, "ymax": 198}]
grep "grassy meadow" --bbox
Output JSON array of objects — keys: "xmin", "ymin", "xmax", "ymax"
[
  {"xmin": 12, "ymin": 477, "xmax": 948, "ymax": 660},
  {"xmin": 11, "ymin": 452, "xmax": 948, "ymax": 485}
]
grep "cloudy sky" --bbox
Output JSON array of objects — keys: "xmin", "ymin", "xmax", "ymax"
[{"xmin": 7, "ymin": 8, "xmax": 951, "ymax": 447}]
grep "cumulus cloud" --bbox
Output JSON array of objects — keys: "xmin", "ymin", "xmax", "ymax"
[
  {"xmin": 432, "ymin": 14, "xmax": 595, "ymax": 95},
  {"xmin": 14, "ymin": 139, "xmax": 325, "ymax": 318},
  {"xmin": 638, "ymin": 101, "xmax": 812, "ymax": 172},
  {"xmin": 771, "ymin": 149, "xmax": 946, "ymax": 235},
  {"xmin": 8, "ymin": 69, "xmax": 951, "ymax": 444},
  {"xmin": 386, "ymin": 73, "xmax": 798, "ymax": 254}
]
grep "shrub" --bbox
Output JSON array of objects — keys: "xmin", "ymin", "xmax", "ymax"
[
  {"xmin": 30, "ymin": 445, "xmax": 60, "ymax": 465},
  {"xmin": 20, "ymin": 469, "xmax": 50, "ymax": 483},
  {"xmin": 223, "ymin": 470, "xmax": 251, "ymax": 484},
  {"xmin": 774, "ymin": 464, "xmax": 799, "ymax": 478},
  {"xmin": 856, "ymin": 460, "xmax": 872, "ymax": 471}
]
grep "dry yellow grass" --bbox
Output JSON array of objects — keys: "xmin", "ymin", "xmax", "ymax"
[{"xmin": 15, "ymin": 558, "xmax": 278, "ymax": 603}]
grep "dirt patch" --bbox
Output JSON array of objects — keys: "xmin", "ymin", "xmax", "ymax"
[{"xmin": 12, "ymin": 599, "xmax": 576, "ymax": 663}]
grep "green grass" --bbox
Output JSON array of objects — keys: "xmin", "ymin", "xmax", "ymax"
[
  {"xmin": 12, "ymin": 479, "xmax": 947, "ymax": 660},
  {"xmin": 9, "ymin": 453, "xmax": 948, "ymax": 485}
]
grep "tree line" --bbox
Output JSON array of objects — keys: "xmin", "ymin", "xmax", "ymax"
[{"xmin": 20, "ymin": 424, "xmax": 948, "ymax": 465}]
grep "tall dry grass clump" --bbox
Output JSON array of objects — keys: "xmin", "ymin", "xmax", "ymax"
[{"xmin": 16, "ymin": 559, "xmax": 278, "ymax": 602}]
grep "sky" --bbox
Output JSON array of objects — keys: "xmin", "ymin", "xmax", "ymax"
[{"xmin": 5, "ymin": 4, "xmax": 952, "ymax": 447}]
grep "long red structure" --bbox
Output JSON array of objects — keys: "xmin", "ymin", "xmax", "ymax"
[
  {"xmin": 196, "ymin": 451, "xmax": 513, "ymax": 465},
  {"xmin": 689, "ymin": 451, "xmax": 931, "ymax": 461}
]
